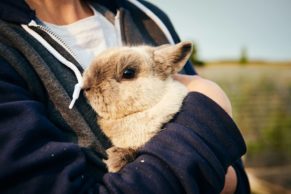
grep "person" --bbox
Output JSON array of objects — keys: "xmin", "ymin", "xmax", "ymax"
[{"xmin": 0, "ymin": 0, "xmax": 250, "ymax": 193}]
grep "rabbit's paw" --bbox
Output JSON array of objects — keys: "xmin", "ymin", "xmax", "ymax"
[{"xmin": 105, "ymin": 146, "xmax": 136, "ymax": 172}]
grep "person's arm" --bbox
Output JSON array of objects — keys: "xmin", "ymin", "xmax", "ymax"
[
  {"xmin": 0, "ymin": 58, "xmax": 247, "ymax": 194},
  {"xmin": 134, "ymin": 2, "xmax": 249, "ymax": 192},
  {"xmin": 173, "ymin": 74, "xmax": 250, "ymax": 194},
  {"xmin": 173, "ymin": 74, "xmax": 232, "ymax": 116},
  {"xmin": 98, "ymin": 91, "xmax": 247, "ymax": 194},
  {"xmin": 221, "ymin": 166, "xmax": 237, "ymax": 194}
]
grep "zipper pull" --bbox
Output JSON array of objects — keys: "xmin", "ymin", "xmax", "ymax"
[
  {"xmin": 69, "ymin": 82, "xmax": 83, "ymax": 109},
  {"xmin": 22, "ymin": 22, "xmax": 84, "ymax": 110},
  {"xmin": 28, "ymin": 20, "xmax": 39, "ymax": 27},
  {"xmin": 114, "ymin": 10, "xmax": 122, "ymax": 46}
]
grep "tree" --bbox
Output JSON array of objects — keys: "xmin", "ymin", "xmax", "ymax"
[
  {"xmin": 239, "ymin": 46, "xmax": 248, "ymax": 65},
  {"xmin": 189, "ymin": 41, "xmax": 205, "ymax": 67}
]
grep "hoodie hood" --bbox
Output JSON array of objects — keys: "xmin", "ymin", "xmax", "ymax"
[{"xmin": 0, "ymin": 0, "xmax": 36, "ymax": 24}]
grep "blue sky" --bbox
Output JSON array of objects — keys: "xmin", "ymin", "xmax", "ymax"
[{"xmin": 149, "ymin": 0, "xmax": 291, "ymax": 61}]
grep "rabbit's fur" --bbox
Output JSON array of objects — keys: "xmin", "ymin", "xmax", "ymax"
[{"xmin": 83, "ymin": 41, "xmax": 192, "ymax": 172}]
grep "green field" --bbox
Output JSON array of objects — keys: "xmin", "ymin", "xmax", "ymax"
[{"xmin": 196, "ymin": 64, "xmax": 291, "ymax": 193}]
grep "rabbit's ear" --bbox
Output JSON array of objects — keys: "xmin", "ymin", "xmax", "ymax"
[{"xmin": 153, "ymin": 41, "xmax": 192, "ymax": 77}]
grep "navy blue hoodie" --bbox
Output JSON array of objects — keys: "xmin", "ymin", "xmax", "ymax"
[{"xmin": 0, "ymin": 0, "xmax": 250, "ymax": 193}]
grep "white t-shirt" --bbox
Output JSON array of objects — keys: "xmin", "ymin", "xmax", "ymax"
[{"xmin": 44, "ymin": 7, "xmax": 121, "ymax": 69}]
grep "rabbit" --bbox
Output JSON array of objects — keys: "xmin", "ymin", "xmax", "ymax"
[{"xmin": 83, "ymin": 41, "xmax": 193, "ymax": 172}]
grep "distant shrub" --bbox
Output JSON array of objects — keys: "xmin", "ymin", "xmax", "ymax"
[
  {"xmin": 239, "ymin": 47, "xmax": 248, "ymax": 65},
  {"xmin": 189, "ymin": 41, "xmax": 205, "ymax": 67}
]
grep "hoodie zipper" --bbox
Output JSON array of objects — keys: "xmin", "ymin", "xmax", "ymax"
[
  {"xmin": 29, "ymin": 12, "xmax": 123, "ymax": 57},
  {"xmin": 27, "ymin": 20, "xmax": 78, "ymax": 60},
  {"xmin": 114, "ymin": 10, "xmax": 123, "ymax": 46},
  {"xmin": 22, "ymin": 20, "xmax": 84, "ymax": 109},
  {"xmin": 23, "ymin": 10, "xmax": 123, "ymax": 109}
]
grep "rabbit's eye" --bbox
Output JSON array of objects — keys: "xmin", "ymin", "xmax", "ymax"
[{"xmin": 122, "ymin": 67, "xmax": 136, "ymax": 80}]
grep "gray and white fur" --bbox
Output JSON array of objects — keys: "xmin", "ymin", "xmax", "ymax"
[{"xmin": 83, "ymin": 41, "xmax": 193, "ymax": 172}]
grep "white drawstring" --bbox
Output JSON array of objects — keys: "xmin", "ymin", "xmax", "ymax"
[
  {"xmin": 22, "ymin": 21, "xmax": 83, "ymax": 109},
  {"xmin": 127, "ymin": 0, "xmax": 175, "ymax": 45},
  {"xmin": 69, "ymin": 82, "xmax": 82, "ymax": 109}
]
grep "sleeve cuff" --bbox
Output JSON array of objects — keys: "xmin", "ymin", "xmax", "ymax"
[
  {"xmin": 170, "ymin": 92, "xmax": 247, "ymax": 167},
  {"xmin": 138, "ymin": 92, "xmax": 247, "ymax": 193}
]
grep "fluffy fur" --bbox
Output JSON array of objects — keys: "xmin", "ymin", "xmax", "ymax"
[{"xmin": 83, "ymin": 41, "xmax": 193, "ymax": 172}]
